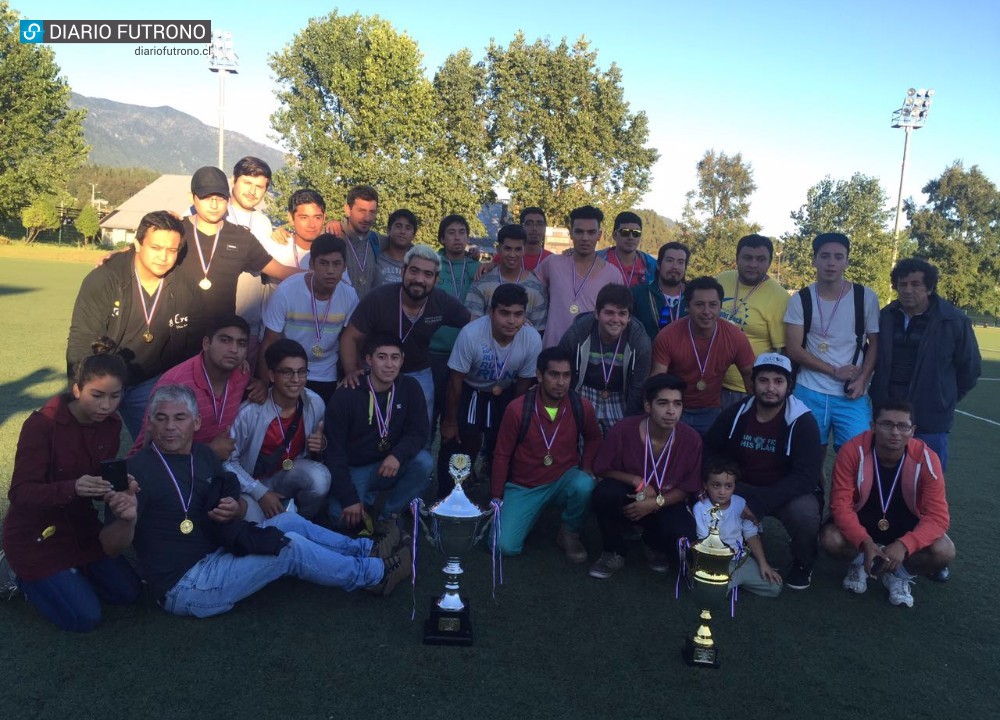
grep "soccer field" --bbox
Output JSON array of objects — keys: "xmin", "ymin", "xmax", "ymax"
[{"xmin": 1, "ymin": 252, "xmax": 998, "ymax": 720}]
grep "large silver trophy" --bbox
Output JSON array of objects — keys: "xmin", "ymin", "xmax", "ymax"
[{"xmin": 417, "ymin": 453, "xmax": 495, "ymax": 646}]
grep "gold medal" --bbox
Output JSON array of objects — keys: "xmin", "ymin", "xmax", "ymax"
[
  {"xmin": 543, "ymin": 454, "xmax": 554, "ymax": 466},
  {"xmin": 600, "ymin": 390, "xmax": 610, "ymax": 400},
  {"xmin": 357, "ymin": 275, "xmax": 367, "ymax": 286},
  {"xmin": 282, "ymin": 458, "xmax": 294, "ymax": 471},
  {"xmin": 818, "ymin": 341, "xmax": 829, "ymax": 353},
  {"xmin": 656, "ymin": 494, "xmax": 665, "ymax": 507},
  {"xmin": 179, "ymin": 518, "xmax": 194, "ymax": 535},
  {"xmin": 696, "ymin": 380, "xmax": 707, "ymax": 391},
  {"xmin": 199, "ymin": 277, "xmax": 212, "ymax": 291},
  {"xmin": 492, "ymin": 384, "xmax": 503, "ymax": 397},
  {"xmin": 142, "ymin": 330, "xmax": 154, "ymax": 343},
  {"xmin": 377, "ymin": 438, "xmax": 390, "ymax": 453},
  {"xmin": 877, "ymin": 518, "xmax": 890, "ymax": 532},
  {"xmin": 312, "ymin": 344, "xmax": 324, "ymax": 358},
  {"xmin": 569, "ymin": 304, "xmax": 579, "ymax": 314},
  {"xmin": 635, "ymin": 490, "xmax": 646, "ymax": 502}
]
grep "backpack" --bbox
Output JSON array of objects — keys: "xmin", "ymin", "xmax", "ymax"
[{"xmin": 798, "ymin": 283, "xmax": 868, "ymax": 370}]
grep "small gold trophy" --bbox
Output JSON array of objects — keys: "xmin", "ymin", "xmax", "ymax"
[{"xmin": 683, "ymin": 505, "xmax": 735, "ymax": 668}]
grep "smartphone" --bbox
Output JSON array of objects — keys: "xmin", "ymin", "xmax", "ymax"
[
  {"xmin": 100, "ymin": 459, "xmax": 129, "ymax": 492},
  {"xmin": 870, "ymin": 556, "xmax": 886, "ymax": 577}
]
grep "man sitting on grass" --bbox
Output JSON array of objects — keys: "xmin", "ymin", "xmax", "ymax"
[
  {"xmin": 822, "ymin": 400, "xmax": 955, "ymax": 608},
  {"xmin": 102, "ymin": 385, "xmax": 410, "ymax": 618}
]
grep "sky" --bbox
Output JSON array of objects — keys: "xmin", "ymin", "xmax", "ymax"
[{"xmin": 12, "ymin": 0, "xmax": 1000, "ymax": 236}]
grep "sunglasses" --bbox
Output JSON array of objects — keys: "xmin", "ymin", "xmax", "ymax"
[{"xmin": 617, "ymin": 228, "xmax": 642, "ymax": 239}]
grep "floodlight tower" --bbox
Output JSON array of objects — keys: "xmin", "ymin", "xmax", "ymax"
[
  {"xmin": 890, "ymin": 87, "xmax": 934, "ymax": 266},
  {"xmin": 208, "ymin": 31, "xmax": 239, "ymax": 170}
]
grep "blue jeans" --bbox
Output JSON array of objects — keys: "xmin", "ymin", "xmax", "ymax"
[
  {"xmin": 18, "ymin": 555, "xmax": 142, "ymax": 632},
  {"xmin": 162, "ymin": 513, "xmax": 383, "ymax": 618},
  {"xmin": 120, "ymin": 374, "xmax": 161, "ymax": 441},
  {"xmin": 682, "ymin": 407, "xmax": 722, "ymax": 438},
  {"xmin": 327, "ymin": 450, "xmax": 433, "ymax": 524},
  {"xmin": 794, "ymin": 384, "xmax": 871, "ymax": 450},
  {"xmin": 405, "ymin": 367, "xmax": 435, "ymax": 431},
  {"xmin": 916, "ymin": 432, "xmax": 949, "ymax": 471}
]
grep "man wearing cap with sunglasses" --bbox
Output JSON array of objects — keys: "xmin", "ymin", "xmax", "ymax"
[
  {"xmin": 704, "ymin": 352, "xmax": 823, "ymax": 590},
  {"xmin": 596, "ymin": 212, "xmax": 657, "ymax": 289}
]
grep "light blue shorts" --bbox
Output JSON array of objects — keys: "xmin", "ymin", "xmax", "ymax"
[{"xmin": 793, "ymin": 384, "xmax": 871, "ymax": 450}]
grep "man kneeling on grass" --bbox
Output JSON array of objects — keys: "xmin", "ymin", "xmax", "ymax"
[
  {"xmin": 822, "ymin": 400, "xmax": 955, "ymax": 608},
  {"xmin": 101, "ymin": 385, "xmax": 410, "ymax": 618}
]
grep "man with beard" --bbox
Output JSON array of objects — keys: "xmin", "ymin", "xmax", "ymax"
[
  {"xmin": 326, "ymin": 185, "xmax": 383, "ymax": 297},
  {"xmin": 130, "ymin": 315, "xmax": 262, "ymax": 460},
  {"xmin": 633, "ymin": 242, "xmax": 690, "ymax": 340},
  {"xmin": 651, "ymin": 276, "xmax": 755, "ymax": 437},
  {"xmin": 339, "ymin": 245, "xmax": 471, "ymax": 427},
  {"xmin": 376, "ymin": 209, "xmax": 417, "ymax": 285},
  {"xmin": 704, "ymin": 353, "xmax": 823, "ymax": 590},
  {"xmin": 596, "ymin": 211, "xmax": 657, "ymax": 289},
  {"xmin": 717, "ymin": 234, "xmax": 789, "ymax": 409},
  {"xmin": 259, "ymin": 234, "xmax": 359, "ymax": 402}
]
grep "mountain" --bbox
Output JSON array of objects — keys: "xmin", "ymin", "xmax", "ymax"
[{"xmin": 69, "ymin": 93, "xmax": 285, "ymax": 174}]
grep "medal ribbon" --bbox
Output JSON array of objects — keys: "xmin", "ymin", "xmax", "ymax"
[
  {"xmin": 532, "ymin": 397, "xmax": 566, "ymax": 457},
  {"xmin": 815, "ymin": 281, "xmax": 848, "ymax": 342},
  {"xmin": 398, "ymin": 289, "xmax": 428, "ymax": 343},
  {"xmin": 502, "ymin": 267, "xmax": 524, "ymax": 286},
  {"xmin": 269, "ymin": 392, "xmax": 299, "ymax": 460},
  {"xmin": 151, "ymin": 443, "xmax": 195, "ymax": 517},
  {"xmin": 872, "ymin": 448, "xmax": 905, "ymax": 521},
  {"xmin": 446, "ymin": 257, "xmax": 468, "ymax": 299},
  {"xmin": 345, "ymin": 235, "xmax": 370, "ymax": 274},
  {"xmin": 367, "ymin": 377, "xmax": 395, "ymax": 442},
  {"xmin": 638, "ymin": 420, "xmax": 675, "ymax": 493},
  {"xmin": 599, "ymin": 332, "xmax": 625, "ymax": 392},
  {"xmin": 609, "ymin": 249, "xmax": 638, "ymax": 286},
  {"xmin": 133, "ymin": 264, "xmax": 164, "ymax": 332},
  {"xmin": 193, "ymin": 222, "xmax": 221, "ymax": 282},
  {"xmin": 571, "ymin": 255, "xmax": 598, "ymax": 303},
  {"xmin": 730, "ymin": 277, "xmax": 765, "ymax": 317},
  {"xmin": 687, "ymin": 318, "xmax": 719, "ymax": 382},
  {"xmin": 200, "ymin": 358, "xmax": 231, "ymax": 426},
  {"xmin": 492, "ymin": 339, "xmax": 512, "ymax": 384},
  {"xmin": 309, "ymin": 273, "xmax": 334, "ymax": 346}
]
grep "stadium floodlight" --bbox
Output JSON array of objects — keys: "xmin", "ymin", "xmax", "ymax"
[
  {"xmin": 208, "ymin": 31, "xmax": 239, "ymax": 169},
  {"xmin": 890, "ymin": 87, "xmax": 935, "ymax": 266}
]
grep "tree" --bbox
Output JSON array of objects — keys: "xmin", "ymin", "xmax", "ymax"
[
  {"xmin": 74, "ymin": 204, "xmax": 100, "ymax": 245},
  {"xmin": 681, "ymin": 150, "xmax": 759, "ymax": 276},
  {"xmin": 783, "ymin": 173, "xmax": 895, "ymax": 299},
  {"xmin": 67, "ymin": 165, "xmax": 159, "ymax": 208},
  {"xmin": 485, "ymin": 33, "xmax": 658, "ymax": 228},
  {"xmin": 907, "ymin": 161, "xmax": 1000, "ymax": 313},
  {"xmin": 269, "ymin": 12, "xmax": 489, "ymax": 244},
  {"xmin": 20, "ymin": 195, "xmax": 60, "ymax": 243},
  {"xmin": 0, "ymin": 3, "xmax": 89, "ymax": 220},
  {"xmin": 633, "ymin": 208, "xmax": 682, "ymax": 255}
]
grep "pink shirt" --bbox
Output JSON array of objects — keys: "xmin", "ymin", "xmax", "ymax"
[
  {"xmin": 129, "ymin": 353, "xmax": 250, "ymax": 453},
  {"xmin": 535, "ymin": 254, "xmax": 624, "ymax": 348}
]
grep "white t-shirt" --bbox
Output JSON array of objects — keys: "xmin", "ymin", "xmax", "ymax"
[
  {"xmin": 784, "ymin": 283, "xmax": 880, "ymax": 395},
  {"xmin": 230, "ymin": 206, "xmax": 276, "ymax": 337},
  {"xmin": 447, "ymin": 315, "xmax": 541, "ymax": 391},
  {"xmin": 262, "ymin": 274, "xmax": 359, "ymax": 382},
  {"xmin": 693, "ymin": 496, "xmax": 758, "ymax": 550}
]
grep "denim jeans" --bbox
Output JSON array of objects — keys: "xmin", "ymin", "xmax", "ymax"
[
  {"xmin": 120, "ymin": 374, "xmax": 161, "ymax": 441},
  {"xmin": 405, "ymin": 367, "xmax": 435, "ymax": 432},
  {"xmin": 916, "ymin": 432, "xmax": 949, "ymax": 471},
  {"xmin": 681, "ymin": 407, "xmax": 722, "ymax": 438},
  {"xmin": 327, "ymin": 450, "xmax": 433, "ymax": 524},
  {"xmin": 18, "ymin": 555, "xmax": 142, "ymax": 632},
  {"xmin": 161, "ymin": 512, "xmax": 383, "ymax": 618},
  {"xmin": 242, "ymin": 459, "xmax": 331, "ymax": 523}
]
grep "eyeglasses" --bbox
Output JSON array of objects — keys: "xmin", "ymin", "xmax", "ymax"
[
  {"xmin": 875, "ymin": 421, "xmax": 914, "ymax": 433},
  {"xmin": 274, "ymin": 368, "xmax": 309, "ymax": 379},
  {"xmin": 617, "ymin": 228, "xmax": 642, "ymax": 239}
]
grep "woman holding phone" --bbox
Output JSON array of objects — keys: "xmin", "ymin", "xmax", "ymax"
[{"xmin": 2, "ymin": 340, "xmax": 141, "ymax": 631}]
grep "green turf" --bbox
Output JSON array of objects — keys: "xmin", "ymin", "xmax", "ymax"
[{"xmin": 1, "ymin": 256, "xmax": 999, "ymax": 720}]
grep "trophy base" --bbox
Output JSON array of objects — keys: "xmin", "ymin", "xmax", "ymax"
[
  {"xmin": 423, "ymin": 597, "xmax": 474, "ymax": 646},
  {"xmin": 683, "ymin": 638, "xmax": 720, "ymax": 668}
]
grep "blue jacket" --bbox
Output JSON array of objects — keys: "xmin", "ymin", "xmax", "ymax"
[{"xmin": 870, "ymin": 295, "xmax": 981, "ymax": 433}]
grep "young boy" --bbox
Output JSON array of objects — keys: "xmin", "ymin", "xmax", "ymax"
[{"xmin": 692, "ymin": 457, "xmax": 782, "ymax": 597}]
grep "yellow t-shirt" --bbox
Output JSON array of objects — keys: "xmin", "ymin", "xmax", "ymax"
[{"xmin": 716, "ymin": 270, "xmax": 790, "ymax": 391}]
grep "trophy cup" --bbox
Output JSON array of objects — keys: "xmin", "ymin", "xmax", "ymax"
[
  {"xmin": 683, "ymin": 505, "xmax": 735, "ymax": 668},
  {"xmin": 417, "ymin": 454, "xmax": 495, "ymax": 646}
]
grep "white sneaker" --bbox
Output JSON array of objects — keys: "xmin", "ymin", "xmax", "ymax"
[
  {"xmin": 842, "ymin": 563, "xmax": 868, "ymax": 594},
  {"xmin": 882, "ymin": 572, "xmax": 915, "ymax": 608}
]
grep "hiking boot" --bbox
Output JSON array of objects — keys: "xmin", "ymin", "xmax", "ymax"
[
  {"xmin": 368, "ymin": 519, "xmax": 403, "ymax": 560},
  {"xmin": 643, "ymin": 545, "xmax": 671, "ymax": 573},
  {"xmin": 842, "ymin": 562, "xmax": 868, "ymax": 594},
  {"xmin": 589, "ymin": 552, "xmax": 625, "ymax": 579},
  {"xmin": 0, "ymin": 550, "xmax": 19, "ymax": 600},
  {"xmin": 367, "ymin": 546, "xmax": 412, "ymax": 597},
  {"xmin": 882, "ymin": 571, "xmax": 915, "ymax": 608},
  {"xmin": 785, "ymin": 563, "xmax": 813, "ymax": 590},
  {"xmin": 556, "ymin": 526, "xmax": 587, "ymax": 563}
]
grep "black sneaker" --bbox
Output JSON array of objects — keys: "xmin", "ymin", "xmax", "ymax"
[
  {"xmin": 367, "ymin": 547, "xmax": 412, "ymax": 596},
  {"xmin": 785, "ymin": 563, "xmax": 813, "ymax": 590}
]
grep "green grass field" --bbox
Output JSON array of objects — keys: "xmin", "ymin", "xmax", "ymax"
[{"xmin": 1, "ymin": 252, "xmax": 999, "ymax": 720}]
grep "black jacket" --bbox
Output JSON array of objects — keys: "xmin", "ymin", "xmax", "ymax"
[{"xmin": 870, "ymin": 295, "xmax": 981, "ymax": 433}]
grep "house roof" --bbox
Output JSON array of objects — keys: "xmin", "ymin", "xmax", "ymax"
[{"xmin": 99, "ymin": 174, "xmax": 191, "ymax": 230}]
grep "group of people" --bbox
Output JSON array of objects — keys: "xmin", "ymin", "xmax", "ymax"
[{"xmin": 1, "ymin": 156, "xmax": 981, "ymax": 632}]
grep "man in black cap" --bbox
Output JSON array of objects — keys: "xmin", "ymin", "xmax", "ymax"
[
  {"xmin": 181, "ymin": 166, "xmax": 302, "ymax": 353},
  {"xmin": 704, "ymin": 352, "xmax": 824, "ymax": 590}
]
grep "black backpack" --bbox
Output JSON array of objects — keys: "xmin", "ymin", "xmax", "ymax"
[{"xmin": 798, "ymin": 282, "xmax": 868, "ymax": 370}]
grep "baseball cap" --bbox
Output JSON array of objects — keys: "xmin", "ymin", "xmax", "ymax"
[
  {"xmin": 753, "ymin": 352, "xmax": 792, "ymax": 375},
  {"xmin": 191, "ymin": 167, "xmax": 230, "ymax": 199}
]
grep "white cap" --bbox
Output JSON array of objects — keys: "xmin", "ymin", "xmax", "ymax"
[{"xmin": 753, "ymin": 352, "xmax": 792, "ymax": 374}]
